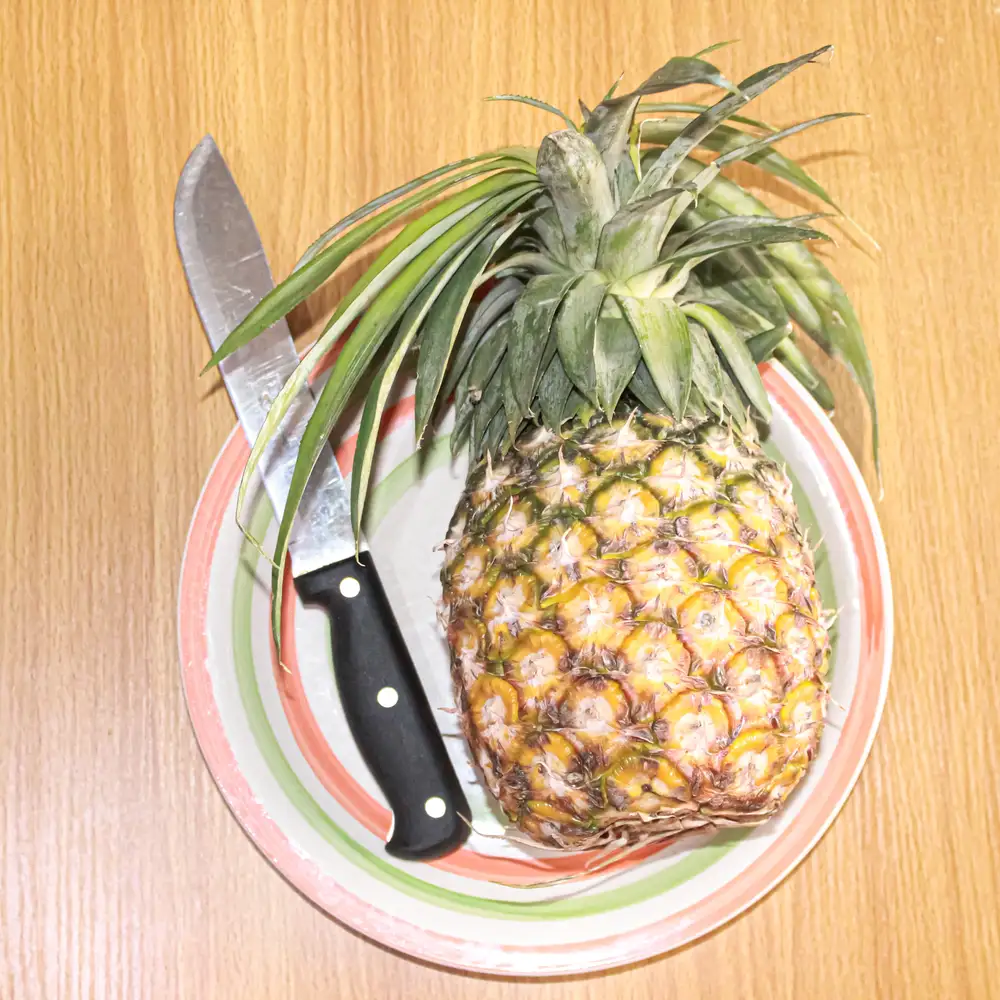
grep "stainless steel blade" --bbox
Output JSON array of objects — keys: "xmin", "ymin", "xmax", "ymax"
[{"xmin": 174, "ymin": 135, "xmax": 363, "ymax": 574}]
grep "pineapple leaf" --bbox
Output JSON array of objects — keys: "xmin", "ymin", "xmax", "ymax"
[
  {"xmin": 536, "ymin": 353, "xmax": 575, "ymax": 426},
  {"xmin": 294, "ymin": 151, "xmax": 530, "ymax": 270},
  {"xmin": 690, "ymin": 167, "xmax": 878, "ymax": 468},
  {"xmin": 687, "ymin": 239, "xmax": 791, "ymax": 329},
  {"xmin": 601, "ymin": 75, "xmax": 624, "ymax": 102},
  {"xmin": 715, "ymin": 113, "xmax": 860, "ymax": 171},
  {"xmin": 414, "ymin": 202, "xmax": 534, "ymax": 442},
  {"xmin": 746, "ymin": 324, "xmax": 792, "ymax": 362},
  {"xmin": 681, "ymin": 196, "xmax": 826, "ymax": 336},
  {"xmin": 614, "ymin": 156, "xmax": 639, "ymax": 205},
  {"xmin": 774, "ymin": 339, "xmax": 836, "ymax": 411},
  {"xmin": 719, "ymin": 369, "xmax": 752, "ymax": 428},
  {"xmin": 682, "ymin": 271, "xmax": 777, "ymax": 334},
  {"xmin": 681, "ymin": 302, "xmax": 771, "ymax": 419},
  {"xmin": 692, "ymin": 40, "xmax": 740, "ymax": 59},
  {"xmin": 635, "ymin": 56, "xmax": 736, "ymax": 98},
  {"xmin": 485, "ymin": 94, "xmax": 579, "ymax": 132},
  {"xmin": 638, "ymin": 112, "xmax": 850, "ymax": 250},
  {"xmin": 685, "ymin": 384, "xmax": 711, "ymax": 420},
  {"xmin": 535, "ymin": 131, "xmax": 615, "ymax": 268},
  {"xmin": 501, "ymin": 355, "xmax": 523, "ymax": 442},
  {"xmin": 640, "ymin": 101, "xmax": 773, "ymax": 131},
  {"xmin": 627, "ymin": 359, "xmax": 668, "ymax": 413},
  {"xmin": 234, "ymin": 174, "xmax": 531, "ymax": 528},
  {"xmin": 205, "ymin": 161, "xmax": 532, "ymax": 371},
  {"xmin": 730, "ymin": 122, "xmax": 842, "ymax": 204},
  {"xmin": 719, "ymin": 253, "xmax": 791, "ymax": 328},
  {"xmin": 643, "ymin": 115, "xmax": 856, "ymax": 209},
  {"xmin": 585, "ymin": 57, "xmax": 735, "ymax": 177},
  {"xmin": 351, "ymin": 279, "xmax": 440, "ymax": 541},
  {"xmin": 688, "ymin": 319, "xmax": 727, "ymax": 411},
  {"xmin": 264, "ymin": 192, "xmax": 530, "ymax": 650},
  {"xmin": 632, "ymin": 45, "xmax": 832, "ymax": 202},
  {"xmin": 439, "ymin": 276, "xmax": 522, "ymax": 399},
  {"xmin": 796, "ymin": 265, "xmax": 876, "ymax": 436},
  {"xmin": 477, "ymin": 251, "xmax": 565, "ymax": 284},
  {"xmin": 472, "ymin": 365, "xmax": 504, "ymax": 459},
  {"xmin": 594, "ymin": 306, "xmax": 642, "ymax": 414},
  {"xmin": 597, "ymin": 187, "xmax": 687, "ymax": 278},
  {"xmin": 553, "ymin": 270, "xmax": 608, "ymax": 404},
  {"xmin": 756, "ymin": 254, "xmax": 824, "ymax": 333},
  {"xmin": 236, "ymin": 224, "xmax": 464, "ymax": 527},
  {"xmin": 356, "ymin": 200, "xmax": 531, "ymax": 536},
  {"xmin": 662, "ymin": 214, "xmax": 829, "ymax": 265},
  {"xmin": 451, "ymin": 361, "xmax": 475, "ymax": 458},
  {"xmin": 467, "ymin": 313, "xmax": 511, "ymax": 399},
  {"xmin": 272, "ymin": 266, "xmax": 439, "ymax": 648},
  {"xmin": 509, "ymin": 272, "xmax": 581, "ymax": 414},
  {"xmin": 583, "ymin": 94, "xmax": 640, "ymax": 178},
  {"xmin": 532, "ymin": 206, "xmax": 571, "ymax": 265},
  {"xmin": 561, "ymin": 387, "xmax": 586, "ymax": 423},
  {"xmin": 616, "ymin": 294, "xmax": 692, "ymax": 415},
  {"xmin": 484, "ymin": 408, "xmax": 508, "ymax": 457}
]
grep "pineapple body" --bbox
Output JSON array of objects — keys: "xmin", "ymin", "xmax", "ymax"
[{"xmin": 441, "ymin": 413, "xmax": 830, "ymax": 849}]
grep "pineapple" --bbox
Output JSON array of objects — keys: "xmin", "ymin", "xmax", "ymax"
[
  {"xmin": 207, "ymin": 44, "xmax": 877, "ymax": 849},
  {"xmin": 442, "ymin": 416, "xmax": 830, "ymax": 848}
]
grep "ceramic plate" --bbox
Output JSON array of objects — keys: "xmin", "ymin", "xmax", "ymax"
[{"xmin": 178, "ymin": 361, "xmax": 892, "ymax": 976}]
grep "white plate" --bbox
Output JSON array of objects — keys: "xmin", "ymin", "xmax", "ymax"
[{"xmin": 178, "ymin": 362, "xmax": 892, "ymax": 976}]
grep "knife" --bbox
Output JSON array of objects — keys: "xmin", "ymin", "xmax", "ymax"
[{"xmin": 174, "ymin": 136, "xmax": 470, "ymax": 861}]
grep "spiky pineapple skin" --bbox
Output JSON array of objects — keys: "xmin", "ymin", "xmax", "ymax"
[{"xmin": 441, "ymin": 413, "xmax": 830, "ymax": 850}]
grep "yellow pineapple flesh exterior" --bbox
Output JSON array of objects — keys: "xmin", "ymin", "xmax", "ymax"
[{"xmin": 442, "ymin": 414, "xmax": 830, "ymax": 849}]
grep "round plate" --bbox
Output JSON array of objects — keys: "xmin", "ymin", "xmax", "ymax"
[{"xmin": 178, "ymin": 362, "xmax": 892, "ymax": 977}]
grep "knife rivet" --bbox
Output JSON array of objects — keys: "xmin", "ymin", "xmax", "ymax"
[
  {"xmin": 424, "ymin": 797, "xmax": 447, "ymax": 819},
  {"xmin": 376, "ymin": 686, "xmax": 399, "ymax": 708},
  {"xmin": 339, "ymin": 576, "xmax": 361, "ymax": 598}
]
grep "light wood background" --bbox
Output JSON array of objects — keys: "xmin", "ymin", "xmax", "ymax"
[{"xmin": 3, "ymin": 0, "xmax": 999, "ymax": 996}]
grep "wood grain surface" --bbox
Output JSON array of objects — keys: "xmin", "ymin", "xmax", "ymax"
[{"xmin": 3, "ymin": 0, "xmax": 999, "ymax": 996}]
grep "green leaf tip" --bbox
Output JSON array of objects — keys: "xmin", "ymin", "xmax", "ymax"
[{"xmin": 485, "ymin": 94, "xmax": 579, "ymax": 132}]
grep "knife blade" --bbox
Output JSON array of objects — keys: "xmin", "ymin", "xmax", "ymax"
[{"xmin": 174, "ymin": 136, "xmax": 470, "ymax": 861}]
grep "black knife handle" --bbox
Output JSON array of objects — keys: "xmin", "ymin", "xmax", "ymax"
[{"xmin": 295, "ymin": 552, "xmax": 470, "ymax": 861}]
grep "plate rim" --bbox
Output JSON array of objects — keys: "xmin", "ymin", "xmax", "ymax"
[{"xmin": 177, "ymin": 362, "xmax": 893, "ymax": 976}]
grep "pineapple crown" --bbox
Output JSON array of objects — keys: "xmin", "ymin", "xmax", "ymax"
[{"xmin": 202, "ymin": 43, "xmax": 878, "ymax": 648}]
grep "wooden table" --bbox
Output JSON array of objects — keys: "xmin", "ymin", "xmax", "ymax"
[{"xmin": 3, "ymin": 0, "xmax": 999, "ymax": 996}]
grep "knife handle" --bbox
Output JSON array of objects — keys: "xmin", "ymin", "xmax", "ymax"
[{"xmin": 295, "ymin": 553, "xmax": 471, "ymax": 861}]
